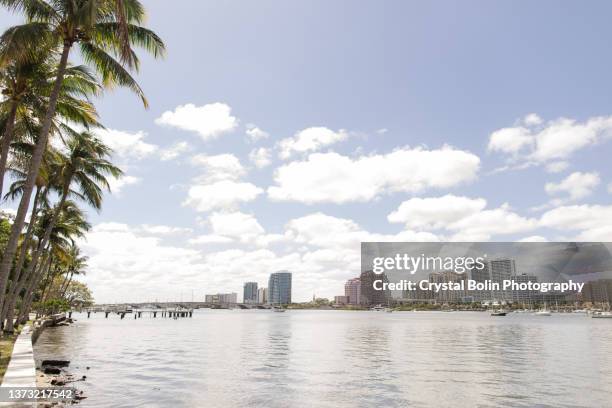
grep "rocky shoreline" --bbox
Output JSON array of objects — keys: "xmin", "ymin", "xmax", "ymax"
[{"xmin": 34, "ymin": 318, "xmax": 87, "ymax": 406}]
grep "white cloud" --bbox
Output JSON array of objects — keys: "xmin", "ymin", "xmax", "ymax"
[
  {"xmin": 488, "ymin": 126, "xmax": 533, "ymax": 154},
  {"xmin": 159, "ymin": 141, "xmax": 190, "ymax": 161},
  {"xmin": 108, "ymin": 175, "xmax": 141, "ymax": 194},
  {"xmin": 387, "ymin": 195, "xmax": 487, "ymax": 230},
  {"xmin": 183, "ymin": 180, "xmax": 262, "ymax": 212},
  {"xmin": 95, "ymin": 128, "xmax": 158, "ymax": 160},
  {"xmin": 249, "ymin": 147, "xmax": 272, "ymax": 168},
  {"xmin": 539, "ymin": 204, "xmax": 612, "ymax": 240},
  {"xmin": 209, "ymin": 211, "xmax": 265, "ymax": 241},
  {"xmin": 608, "ymin": 182, "xmax": 612, "ymax": 194},
  {"xmin": 268, "ymin": 146, "xmax": 480, "ymax": 204},
  {"xmin": 523, "ymin": 113, "xmax": 543, "ymax": 126},
  {"xmin": 139, "ymin": 224, "xmax": 192, "ymax": 235},
  {"xmin": 155, "ymin": 103, "xmax": 238, "ymax": 140},
  {"xmin": 190, "ymin": 153, "xmax": 246, "ymax": 182},
  {"xmin": 278, "ymin": 127, "xmax": 348, "ymax": 159},
  {"xmin": 518, "ymin": 235, "xmax": 548, "ymax": 242},
  {"xmin": 489, "ymin": 114, "xmax": 612, "ymax": 163},
  {"xmin": 545, "ymin": 171, "xmax": 600, "ymax": 201},
  {"xmin": 188, "ymin": 235, "xmax": 234, "ymax": 245},
  {"xmin": 387, "ymin": 196, "xmax": 537, "ymax": 241},
  {"xmin": 447, "ymin": 204, "xmax": 538, "ymax": 241},
  {"xmin": 545, "ymin": 161, "xmax": 570, "ymax": 173},
  {"xmin": 246, "ymin": 124, "xmax": 269, "ymax": 142}
]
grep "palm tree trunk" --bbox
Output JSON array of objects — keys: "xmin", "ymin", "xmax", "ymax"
[
  {"xmin": 61, "ymin": 272, "xmax": 74, "ymax": 298},
  {"xmin": 0, "ymin": 101, "xmax": 19, "ymax": 198},
  {"xmin": 0, "ymin": 42, "xmax": 72, "ymax": 311},
  {"xmin": 0, "ymin": 187, "xmax": 41, "ymax": 326},
  {"xmin": 17, "ymin": 252, "xmax": 51, "ymax": 324}
]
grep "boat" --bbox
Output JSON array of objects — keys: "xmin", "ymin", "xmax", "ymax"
[
  {"xmin": 385, "ymin": 308, "xmax": 393, "ymax": 313},
  {"xmin": 591, "ymin": 311, "xmax": 612, "ymax": 319},
  {"xmin": 271, "ymin": 305, "xmax": 286, "ymax": 313},
  {"xmin": 490, "ymin": 309, "xmax": 507, "ymax": 316},
  {"xmin": 535, "ymin": 302, "xmax": 552, "ymax": 316},
  {"xmin": 370, "ymin": 305, "xmax": 385, "ymax": 311}
]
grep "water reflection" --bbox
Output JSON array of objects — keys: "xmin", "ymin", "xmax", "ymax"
[{"xmin": 33, "ymin": 310, "xmax": 612, "ymax": 408}]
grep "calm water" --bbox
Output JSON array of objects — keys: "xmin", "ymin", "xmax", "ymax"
[{"xmin": 34, "ymin": 310, "xmax": 612, "ymax": 408}]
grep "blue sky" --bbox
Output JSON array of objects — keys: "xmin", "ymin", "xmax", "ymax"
[{"xmin": 2, "ymin": 1, "xmax": 612, "ymax": 303}]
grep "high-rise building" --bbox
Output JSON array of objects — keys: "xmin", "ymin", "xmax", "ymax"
[
  {"xmin": 205, "ymin": 293, "xmax": 237, "ymax": 304},
  {"xmin": 360, "ymin": 270, "xmax": 390, "ymax": 306},
  {"xmin": 511, "ymin": 273, "xmax": 540, "ymax": 305},
  {"xmin": 581, "ymin": 279, "xmax": 612, "ymax": 304},
  {"xmin": 344, "ymin": 277, "xmax": 361, "ymax": 305},
  {"xmin": 489, "ymin": 258, "xmax": 516, "ymax": 302},
  {"xmin": 429, "ymin": 271, "xmax": 468, "ymax": 303},
  {"xmin": 334, "ymin": 295, "xmax": 350, "ymax": 305},
  {"xmin": 243, "ymin": 282, "xmax": 258, "ymax": 304},
  {"xmin": 268, "ymin": 271, "xmax": 292, "ymax": 305},
  {"xmin": 257, "ymin": 287, "xmax": 268, "ymax": 304},
  {"xmin": 469, "ymin": 262, "xmax": 491, "ymax": 302}
]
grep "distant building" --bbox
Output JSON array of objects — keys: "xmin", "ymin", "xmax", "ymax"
[
  {"xmin": 205, "ymin": 293, "xmax": 237, "ymax": 304},
  {"xmin": 489, "ymin": 258, "xmax": 516, "ymax": 301},
  {"xmin": 257, "ymin": 287, "xmax": 268, "ymax": 304},
  {"xmin": 360, "ymin": 270, "xmax": 390, "ymax": 306},
  {"xmin": 268, "ymin": 271, "xmax": 292, "ymax": 304},
  {"xmin": 429, "ymin": 271, "xmax": 468, "ymax": 303},
  {"xmin": 469, "ymin": 262, "xmax": 491, "ymax": 302},
  {"xmin": 243, "ymin": 282, "xmax": 258, "ymax": 304},
  {"xmin": 334, "ymin": 295, "xmax": 350, "ymax": 305},
  {"xmin": 344, "ymin": 277, "xmax": 361, "ymax": 305},
  {"xmin": 511, "ymin": 273, "xmax": 539, "ymax": 305},
  {"xmin": 581, "ymin": 279, "xmax": 612, "ymax": 304}
]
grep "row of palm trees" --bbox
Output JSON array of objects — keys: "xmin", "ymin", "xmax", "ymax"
[{"xmin": 0, "ymin": 0, "xmax": 165, "ymax": 333}]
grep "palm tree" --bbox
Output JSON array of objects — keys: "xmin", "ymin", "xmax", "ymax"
[
  {"xmin": 0, "ymin": 0, "xmax": 165, "ymax": 314},
  {"xmin": 2, "ymin": 130, "xmax": 119, "ymax": 331},
  {"xmin": 10, "ymin": 200, "xmax": 90, "ymax": 330}
]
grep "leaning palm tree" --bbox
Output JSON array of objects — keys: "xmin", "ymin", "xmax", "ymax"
[
  {"xmin": 10, "ymin": 200, "xmax": 90, "ymax": 330},
  {"xmin": 0, "ymin": 0, "xmax": 165, "ymax": 311}
]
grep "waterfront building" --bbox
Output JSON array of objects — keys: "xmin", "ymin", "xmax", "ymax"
[
  {"xmin": 429, "ymin": 271, "xmax": 468, "ymax": 303},
  {"xmin": 469, "ymin": 262, "xmax": 492, "ymax": 302},
  {"xmin": 243, "ymin": 282, "xmax": 258, "ymax": 304},
  {"xmin": 511, "ymin": 273, "xmax": 539, "ymax": 305},
  {"xmin": 345, "ymin": 277, "xmax": 361, "ymax": 305},
  {"xmin": 205, "ymin": 293, "xmax": 238, "ymax": 304},
  {"xmin": 268, "ymin": 271, "xmax": 292, "ymax": 304},
  {"xmin": 580, "ymin": 279, "xmax": 612, "ymax": 304},
  {"xmin": 489, "ymin": 258, "xmax": 516, "ymax": 302},
  {"xmin": 334, "ymin": 295, "xmax": 350, "ymax": 305},
  {"xmin": 360, "ymin": 270, "xmax": 391, "ymax": 306},
  {"xmin": 257, "ymin": 287, "xmax": 268, "ymax": 304}
]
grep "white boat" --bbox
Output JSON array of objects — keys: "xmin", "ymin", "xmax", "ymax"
[
  {"xmin": 370, "ymin": 305, "xmax": 385, "ymax": 311},
  {"xmin": 271, "ymin": 305, "xmax": 286, "ymax": 312},
  {"xmin": 591, "ymin": 311, "xmax": 612, "ymax": 319},
  {"xmin": 535, "ymin": 302, "xmax": 552, "ymax": 316}
]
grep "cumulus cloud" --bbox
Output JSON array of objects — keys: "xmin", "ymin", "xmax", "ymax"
[
  {"xmin": 545, "ymin": 161, "xmax": 570, "ymax": 173},
  {"xmin": 190, "ymin": 153, "xmax": 246, "ymax": 182},
  {"xmin": 488, "ymin": 114, "xmax": 612, "ymax": 163},
  {"xmin": 108, "ymin": 175, "xmax": 141, "ymax": 194},
  {"xmin": 387, "ymin": 195, "xmax": 487, "ymax": 230},
  {"xmin": 545, "ymin": 171, "xmax": 600, "ymax": 201},
  {"xmin": 249, "ymin": 147, "xmax": 272, "ymax": 168},
  {"xmin": 277, "ymin": 127, "xmax": 348, "ymax": 159},
  {"xmin": 155, "ymin": 103, "xmax": 238, "ymax": 140},
  {"xmin": 159, "ymin": 141, "xmax": 190, "ymax": 161},
  {"xmin": 539, "ymin": 204, "xmax": 612, "ymax": 241},
  {"xmin": 95, "ymin": 128, "xmax": 158, "ymax": 160},
  {"xmin": 387, "ymin": 196, "xmax": 538, "ymax": 241},
  {"xmin": 183, "ymin": 180, "xmax": 263, "ymax": 212},
  {"xmin": 246, "ymin": 124, "xmax": 269, "ymax": 142},
  {"xmin": 268, "ymin": 146, "xmax": 480, "ymax": 204}
]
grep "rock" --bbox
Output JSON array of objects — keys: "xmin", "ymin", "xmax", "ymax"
[
  {"xmin": 41, "ymin": 359, "xmax": 70, "ymax": 367},
  {"xmin": 50, "ymin": 378, "xmax": 66, "ymax": 386},
  {"xmin": 43, "ymin": 366, "xmax": 61, "ymax": 374}
]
